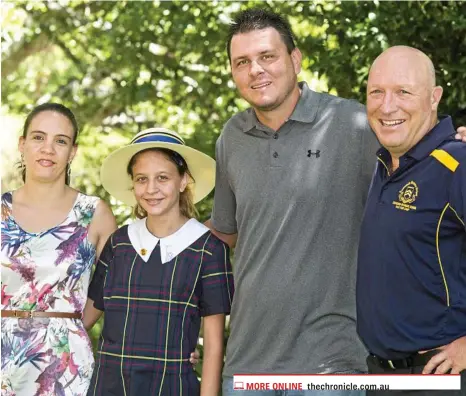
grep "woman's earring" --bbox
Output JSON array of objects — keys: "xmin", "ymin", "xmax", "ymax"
[
  {"xmin": 20, "ymin": 155, "xmax": 25, "ymax": 171},
  {"xmin": 67, "ymin": 161, "xmax": 72, "ymax": 179}
]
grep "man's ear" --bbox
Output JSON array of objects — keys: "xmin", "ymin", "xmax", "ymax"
[
  {"xmin": 291, "ymin": 48, "xmax": 302, "ymax": 75},
  {"xmin": 431, "ymin": 86, "xmax": 443, "ymax": 110}
]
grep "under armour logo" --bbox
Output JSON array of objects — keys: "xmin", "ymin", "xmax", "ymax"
[{"xmin": 307, "ymin": 150, "xmax": 321, "ymax": 158}]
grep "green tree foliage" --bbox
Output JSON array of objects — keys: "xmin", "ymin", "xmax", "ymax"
[
  {"xmin": 295, "ymin": 1, "xmax": 466, "ymax": 119},
  {"xmin": 2, "ymin": 0, "xmax": 465, "ymax": 374},
  {"xmin": 3, "ymin": 1, "xmax": 465, "ymax": 203}
]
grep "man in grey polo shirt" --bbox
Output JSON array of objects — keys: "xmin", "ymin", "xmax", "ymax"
[
  {"xmin": 205, "ymin": 9, "xmax": 374, "ymax": 396},
  {"xmin": 205, "ymin": 8, "xmax": 463, "ymax": 396}
]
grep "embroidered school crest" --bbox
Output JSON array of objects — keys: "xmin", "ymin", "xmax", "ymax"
[
  {"xmin": 392, "ymin": 181, "xmax": 418, "ymax": 211},
  {"xmin": 398, "ymin": 181, "xmax": 418, "ymax": 204}
]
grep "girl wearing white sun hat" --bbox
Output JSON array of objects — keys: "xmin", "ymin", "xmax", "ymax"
[
  {"xmin": 99, "ymin": 127, "xmax": 217, "ymax": 209},
  {"xmin": 85, "ymin": 127, "xmax": 234, "ymax": 396}
]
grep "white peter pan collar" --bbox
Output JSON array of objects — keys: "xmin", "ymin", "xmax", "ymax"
[{"xmin": 127, "ymin": 217, "xmax": 209, "ymax": 263}]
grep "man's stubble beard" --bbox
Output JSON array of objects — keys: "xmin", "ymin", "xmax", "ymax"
[{"xmin": 249, "ymin": 78, "xmax": 298, "ymax": 113}]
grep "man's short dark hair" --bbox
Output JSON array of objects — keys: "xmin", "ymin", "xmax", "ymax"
[{"xmin": 226, "ymin": 8, "xmax": 296, "ymax": 62}]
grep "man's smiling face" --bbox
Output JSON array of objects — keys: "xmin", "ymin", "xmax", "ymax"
[
  {"xmin": 230, "ymin": 27, "xmax": 301, "ymax": 112},
  {"xmin": 366, "ymin": 46, "xmax": 443, "ymax": 158}
]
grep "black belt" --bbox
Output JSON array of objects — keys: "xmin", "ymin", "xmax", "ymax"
[{"xmin": 370, "ymin": 349, "xmax": 439, "ymax": 370}]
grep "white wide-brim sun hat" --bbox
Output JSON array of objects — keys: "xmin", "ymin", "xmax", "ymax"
[{"xmin": 100, "ymin": 127, "xmax": 216, "ymax": 206}]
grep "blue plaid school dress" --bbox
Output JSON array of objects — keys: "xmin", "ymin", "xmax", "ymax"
[{"xmin": 87, "ymin": 218, "xmax": 234, "ymax": 396}]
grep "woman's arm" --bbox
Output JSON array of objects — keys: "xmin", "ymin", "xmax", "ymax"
[
  {"xmin": 82, "ymin": 298, "xmax": 103, "ymax": 330},
  {"xmin": 92, "ymin": 200, "xmax": 118, "ymax": 259},
  {"xmin": 200, "ymin": 314, "xmax": 226, "ymax": 396},
  {"xmin": 83, "ymin": 200, "xmax": 117, "ymax": 330}
]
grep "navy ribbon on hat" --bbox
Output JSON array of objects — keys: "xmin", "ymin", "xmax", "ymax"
[
  {"xmin": 131, "ymin": 130, "xmax": 187, "ymax": 167},
  {"xmin": 132, "ymin": 131, "xmax": 184, "ymax": 145}
]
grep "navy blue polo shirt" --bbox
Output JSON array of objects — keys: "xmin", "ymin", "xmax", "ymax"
[{"xmin": 357, "ymin": 116, "xmax": 466, "ymax": 359}]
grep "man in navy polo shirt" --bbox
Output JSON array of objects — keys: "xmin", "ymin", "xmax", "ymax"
[{"xmin": 357, "ymin": 45, "xmax": 466, "ymax": 395}]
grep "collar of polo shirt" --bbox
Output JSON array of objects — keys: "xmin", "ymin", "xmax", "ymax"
[{"xmin": 240, "ymin": 82, "xmax": 321, "ymax": 134}]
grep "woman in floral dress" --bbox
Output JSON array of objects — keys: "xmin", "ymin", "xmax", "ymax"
[{"xmin": 1, "ymin": 103, "xmax": 117, "ymax": 396}]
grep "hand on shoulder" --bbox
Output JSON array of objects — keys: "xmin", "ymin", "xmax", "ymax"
[{"xmin": 455, "ymin": 126, "xmax": 466, "ymax": 142}]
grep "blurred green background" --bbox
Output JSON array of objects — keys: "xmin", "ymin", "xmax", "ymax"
[{"xmin": 2, "ymin": 0, "xmax": 465, "ymax": 379}]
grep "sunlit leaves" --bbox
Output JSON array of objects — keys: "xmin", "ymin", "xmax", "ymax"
[{"xmin": 2, "ymin": 0, "xmax": 465, "ymax": 217}]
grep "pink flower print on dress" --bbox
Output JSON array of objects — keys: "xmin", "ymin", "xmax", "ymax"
[
  {"xmin": 1, "ymin": 284, "xmax": 13, "ymax": 306},
  {"xmin": 5, "ymin": 256, "xmax": 36, "ymax": 283}
]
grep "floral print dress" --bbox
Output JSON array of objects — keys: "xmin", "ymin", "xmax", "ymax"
[{"xmin": 1, "ymin": 191, "xmax": 100, "ymax": 396}]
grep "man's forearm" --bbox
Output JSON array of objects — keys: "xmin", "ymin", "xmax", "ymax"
[{"xmin": 204, "ymin": 219, "xmax": 237, "ymax": 248}]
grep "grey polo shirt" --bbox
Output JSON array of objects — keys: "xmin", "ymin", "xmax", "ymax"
[{"xmin": 212, "ymin": 82, "xmax": 380, "ymax": 375}]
